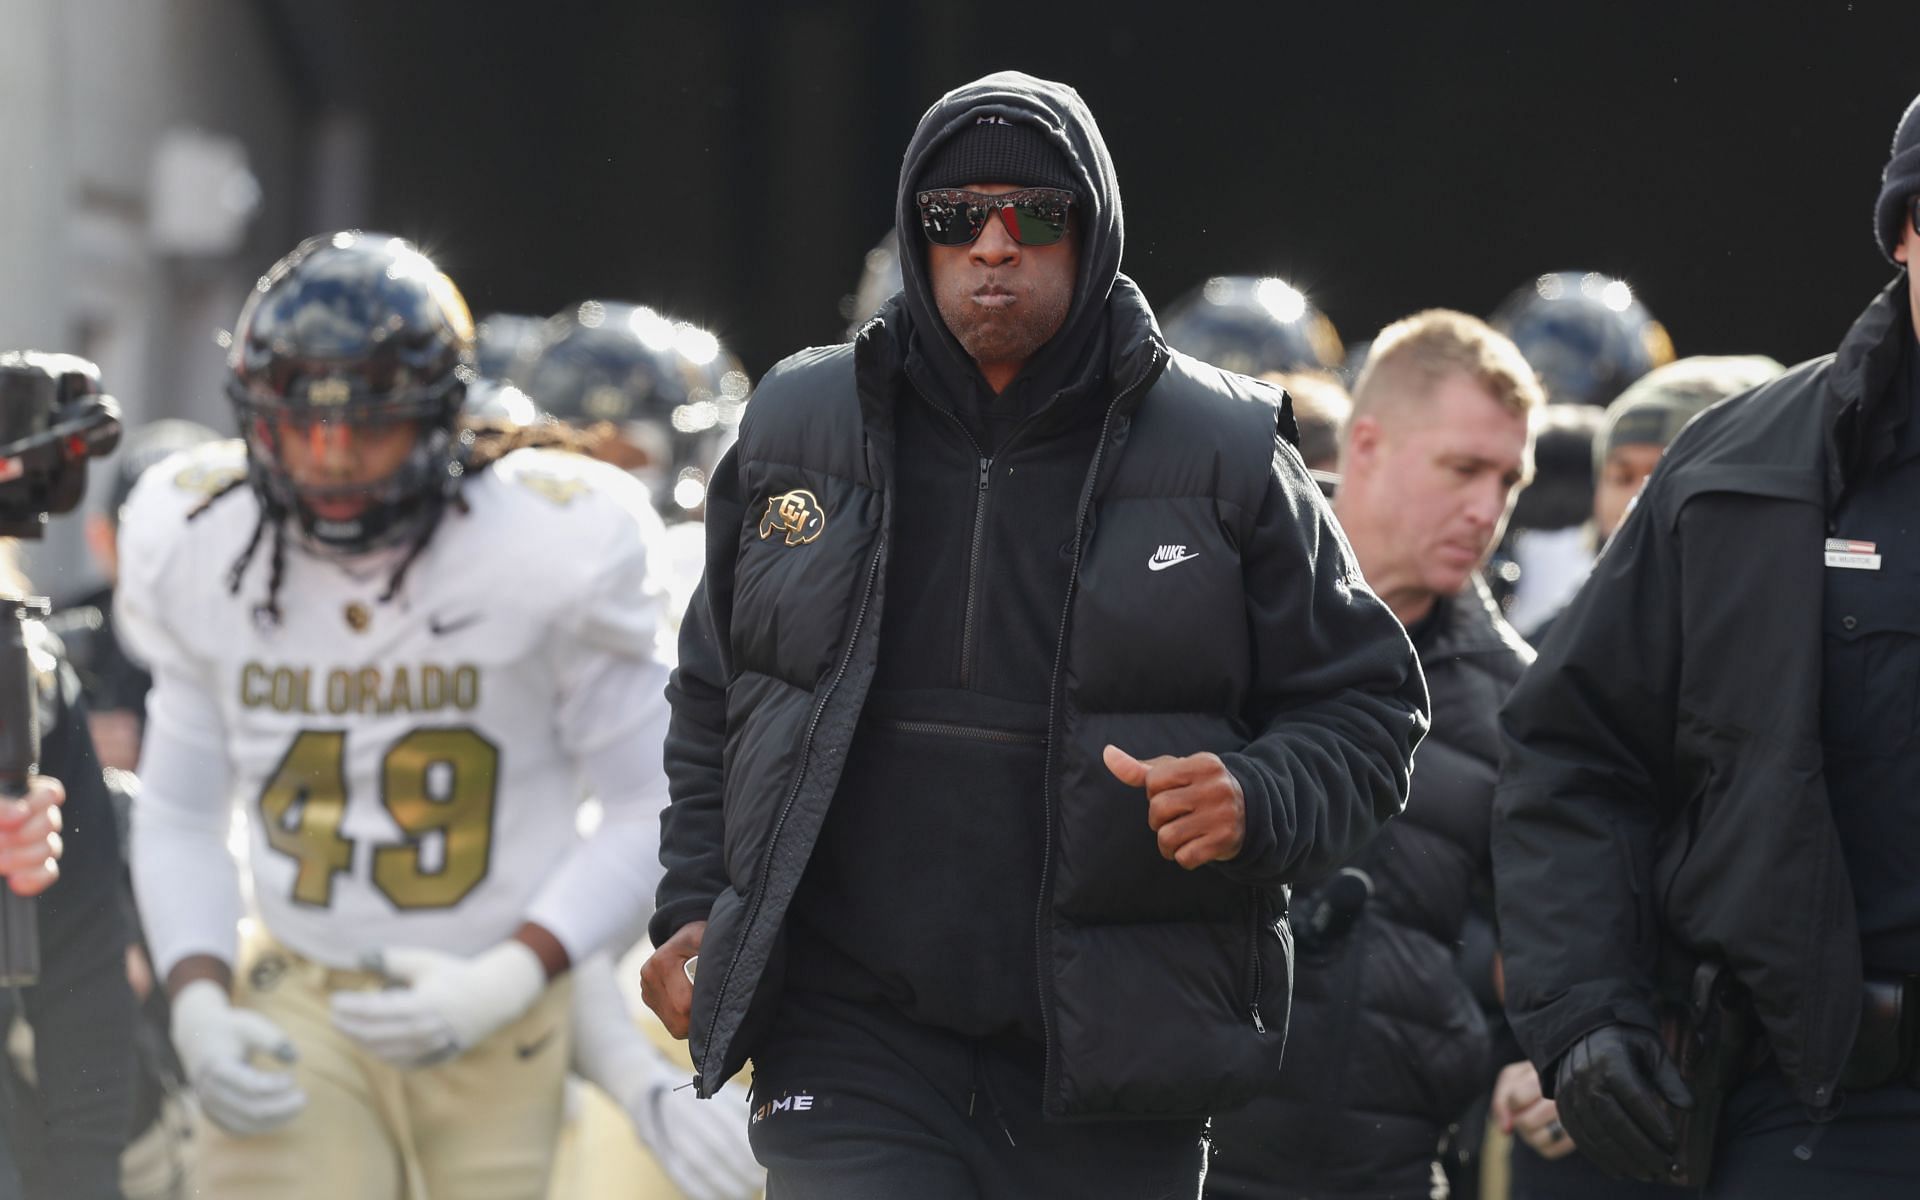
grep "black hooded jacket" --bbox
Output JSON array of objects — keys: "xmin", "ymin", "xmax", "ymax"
[
  {"xmin": 652, "ymin": 71, "xmax": 1428, "ymax": 1119},
  {"xmin": 1493, "ymin": 278, "xmax": 1918, "ymax": 1113}
]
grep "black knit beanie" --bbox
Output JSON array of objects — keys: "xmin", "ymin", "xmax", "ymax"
[
  {"xmin": 1874, "ymin": 91, "xmax": 1920, "ymax": 262},
  {"xmin": 918, "ymin": 115, "xmax": 1077, "ymax": 195}
]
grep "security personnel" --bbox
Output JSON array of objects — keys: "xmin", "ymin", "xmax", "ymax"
[{"xmin": 1493, "ymin": 89, "xmax": 1920, "ymax": 1196}]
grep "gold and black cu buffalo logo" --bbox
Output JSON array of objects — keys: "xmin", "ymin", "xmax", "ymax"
[
  {"xmin": 758, "ymin": 489, "xmax": 826, "ymax": 546},
  {"xmin": 344, "ymin": 601, "xmax": 372, "ymax": 633}
]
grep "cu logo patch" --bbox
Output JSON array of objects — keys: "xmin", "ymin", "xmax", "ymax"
[
  {"xmin": 758, "ymin": 489, "xmax": 826, "ymax": 546},
  {"xmin": 751, "ymin": 1091, "xmax": 817, "ymax": 1125}
]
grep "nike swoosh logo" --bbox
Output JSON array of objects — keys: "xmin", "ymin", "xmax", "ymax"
[
  {"xmin": 428, "ymin": 612, "xmax": 483, "ymax": 636},
  {"xmin": 516, "ymin": 1029, "xmax": 556, "ymax": 1060},
  {"xmin": 1147, "ymin": 552, "xmax": 1199, "ymax": 572}
]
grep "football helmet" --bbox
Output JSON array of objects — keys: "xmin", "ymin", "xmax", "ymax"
[
  {"xmin": 511, "ymin": 301, "xmax": 746, "ymax": 519},
  {"xmin": 225, "ymin": 231, "xmax": 474, "ymax": 553},
  {"xmin": 1160, "ymin": 275, "xmax": 1344, "ymax": 377},
  {"xmin": 462, "ymin": 312, "xmax": 544, "ymax": 427},
  {"xmin": 1490, "ymin": 271, "xmax": 1674, "ymax": 408}
]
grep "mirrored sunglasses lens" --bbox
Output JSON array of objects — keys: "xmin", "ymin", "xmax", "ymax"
[
  {"xmin": 1005, "ymin": 202, "xmax": 1067, "ymax": 246},
  {"xmin": 920, "ymin": 199, "xmax": 983, "ymax": 246}
]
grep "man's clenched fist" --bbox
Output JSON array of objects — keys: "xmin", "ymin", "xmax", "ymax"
[
  {"xmin": 640, "ymin": 919, "xmax": 706, "ymax": 1039},
  {"xmin": 1103, "ymin": 745, "xmax": 1246, "ymax": 869}
]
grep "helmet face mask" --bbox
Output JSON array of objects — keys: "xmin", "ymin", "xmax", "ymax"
[
  {"xmin": 225, "ymin": 232, "xmax": 474, "ymax": 554},
  {"xmin": 236, "ymin": 403, "xmax": 452, "ymax": 551}
]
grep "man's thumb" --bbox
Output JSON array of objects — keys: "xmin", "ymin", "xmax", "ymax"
[{"xmin": 1103, "ymin": 744, "xmax": 1149, "ymax": 787}]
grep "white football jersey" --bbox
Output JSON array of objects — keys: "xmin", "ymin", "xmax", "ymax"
[
  {"xmin": 120, "ymin": 440, "xmax": 673, "ymax": 970},
  {"xmin": 659, "ymin": 518, "xmax": 709, "ymax": 635}
]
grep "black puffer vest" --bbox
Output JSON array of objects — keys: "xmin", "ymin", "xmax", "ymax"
[{"xmin": 685, "ymin": 282, "xmax": 1299, "ymax": 1117}]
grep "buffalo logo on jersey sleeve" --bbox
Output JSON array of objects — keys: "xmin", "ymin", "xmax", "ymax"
[
  {"xmin": 516, "ymin": 470, "xmax": 590, "ymax": 506},
  {"xmin": 174, "ymin": 461, "xmax": 248, "ymax": 497},
  {"xmin": 758, "ymin": 489, "xmax": 825, "ymax": 546}
]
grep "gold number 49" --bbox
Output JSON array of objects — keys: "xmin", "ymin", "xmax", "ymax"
[{"xmin": 258, "ymin": 727, "xmax": 501, "ymax": 910}]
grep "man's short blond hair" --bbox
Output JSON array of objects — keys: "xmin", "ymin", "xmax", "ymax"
[{"xmin": 1348, "ymin": 309, "xmax": 1543, "ymax": 437}]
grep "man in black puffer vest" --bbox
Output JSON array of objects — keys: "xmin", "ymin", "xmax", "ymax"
[
  {"xmin": 637, "ymin": 71, "xmax": 1429, "ymax": 1199},
  {"xmin": 1208, "ymin": 310, "xmax": 1537, "ymax": 1199}
]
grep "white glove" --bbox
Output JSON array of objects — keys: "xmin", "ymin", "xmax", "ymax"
[
  {"xmin": 627, "ymin": 1065, "xmax": 763, "ymax": 1200},
  {"xmin": 329, "ymin": 941, "xmax": 546, "ymax": 1068},
  {"xmin": 571, "ymin": 955, "xmax": 763, "ymax": 1200},
  {"xmin": 169, "ymin": 979, "xmax": 308, "ymax": 1136}
]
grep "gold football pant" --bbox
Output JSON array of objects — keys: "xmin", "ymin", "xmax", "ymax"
[{"xmin": 193, "ymin": 933, "xmax": 572, "ymax": 1200}]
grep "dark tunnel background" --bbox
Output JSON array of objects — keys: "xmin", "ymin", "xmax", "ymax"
[{"xmin": 328, "ymin": 1, "xmax": 1920, "ymax": 378}]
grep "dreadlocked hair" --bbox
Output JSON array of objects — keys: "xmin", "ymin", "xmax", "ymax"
[
  {"xmin": 458, "ymin": 414, "xmax": 615, "ymax": 471},
  {"xmin": 186, "ymin": 471, "xmax": 287, "ymax": 624}
]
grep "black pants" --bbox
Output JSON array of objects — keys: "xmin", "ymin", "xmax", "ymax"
[
  {"xmin": 1705, "ymin": 1067, "xmax": 1920, "ymax": 1198},
  {"xmin": 747, "ymin": 990, "xmax": 1208, "ymax": 1200}
]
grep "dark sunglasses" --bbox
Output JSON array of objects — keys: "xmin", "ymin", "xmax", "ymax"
[{"xmin": 916, "ymin": 187, "xmax": 1073, "ymax": 247}]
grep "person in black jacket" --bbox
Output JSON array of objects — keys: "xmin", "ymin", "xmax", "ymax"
[
  {"xmin": 0, "ymin": 551, "xmax": 134, "ymax": 1200},
  {"xmin": 1207, "ymin": 310, "xmax": 1537, "ymax": 1200},
  {"xmin": 638, "ymin": 70, "xmax": 1429, "ymax": 1199},
  {"xmin": 1493, "ymin": 89, "xmax": 1920, "ymax": 1196}
]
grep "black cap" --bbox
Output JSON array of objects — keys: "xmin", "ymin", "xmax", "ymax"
[
  {"xmin": 1875, "ymin": 91, "xmax": 1920, "ymax": 263},
  {"xmin": 917, "ymin": 115, "xmax": 1077, "ymax": 195}
]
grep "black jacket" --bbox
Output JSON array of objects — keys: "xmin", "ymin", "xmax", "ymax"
[
  {"xmin": 652, "ymin": 72, "xmax": 1428, "ymax": 1120},
  {"xmin": 1492, "ymin": 277, "xmax": 1917, "ymax": 1112},
  {"xmin": 1209, "ymin": 579, "xmax": 1530, "ymax": 1198},
  {"xmin": 0, "ymin": 628, "xmax": 134, "ymax": 1199}
]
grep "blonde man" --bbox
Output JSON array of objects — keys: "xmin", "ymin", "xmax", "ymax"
[{"xmin": 1210, "ymin": 309, "xmax": 1539, "ymax": 1200}]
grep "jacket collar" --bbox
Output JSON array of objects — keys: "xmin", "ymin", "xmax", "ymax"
[
  {"xmin": 1826, "ymin": 274, "xmax": 1915, "ymax": 504},
  {"xmin": 1423, "ymin": 574, "xmax": 1533, "ymax": 666}
]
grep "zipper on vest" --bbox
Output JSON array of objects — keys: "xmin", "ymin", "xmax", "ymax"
[
  {"xmin": 1247, "ymin": 896, "xmax": 1267, "ymax": 1034},
  {"xmin": 697, "ymin": 535, "xmax": 887, "ymax": 1096},
  {"xmin": 1034, "ymin": 348, "xmax": 1163, "ymax": 1110},
  {"xmin": 961, "ymin": 456, "xmax": 991, "ymax": 686},
  {"xmin": 867, "ymin": 716, "xmax": 1045, "ymax": 746}
]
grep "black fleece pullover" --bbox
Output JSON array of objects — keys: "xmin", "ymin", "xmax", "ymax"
[{"xmin": 785, "ymin": 74, "xmax": 1126, "ymax": 1040}]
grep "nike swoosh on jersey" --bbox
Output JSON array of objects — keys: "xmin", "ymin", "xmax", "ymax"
[
  {"xmin": 428, "ymin": 612, "xmax": 484, "ymax": 636},
  {"xmin": 1146, "ymin": 548, "xmax": 1200, "ymax": 571}
]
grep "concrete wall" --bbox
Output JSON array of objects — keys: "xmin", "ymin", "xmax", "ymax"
[{"xmin": 0, "ymin": 0, "xmax": 350, "ymax": 597}]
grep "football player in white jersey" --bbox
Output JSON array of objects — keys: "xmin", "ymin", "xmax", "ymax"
[{"xmin": 119, "ymin": 232, "xmax": 675, "ymax": 1200}]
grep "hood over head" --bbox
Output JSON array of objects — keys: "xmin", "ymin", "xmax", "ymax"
[{"xmin": 894, "ymin": 71, "xmax": 1125, "ymax": 399}]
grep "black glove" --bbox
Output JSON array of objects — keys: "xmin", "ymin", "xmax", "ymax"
[{"xmin": 1554, "ymin": 1024, "xmax": 1695, "ymax": 1183}]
